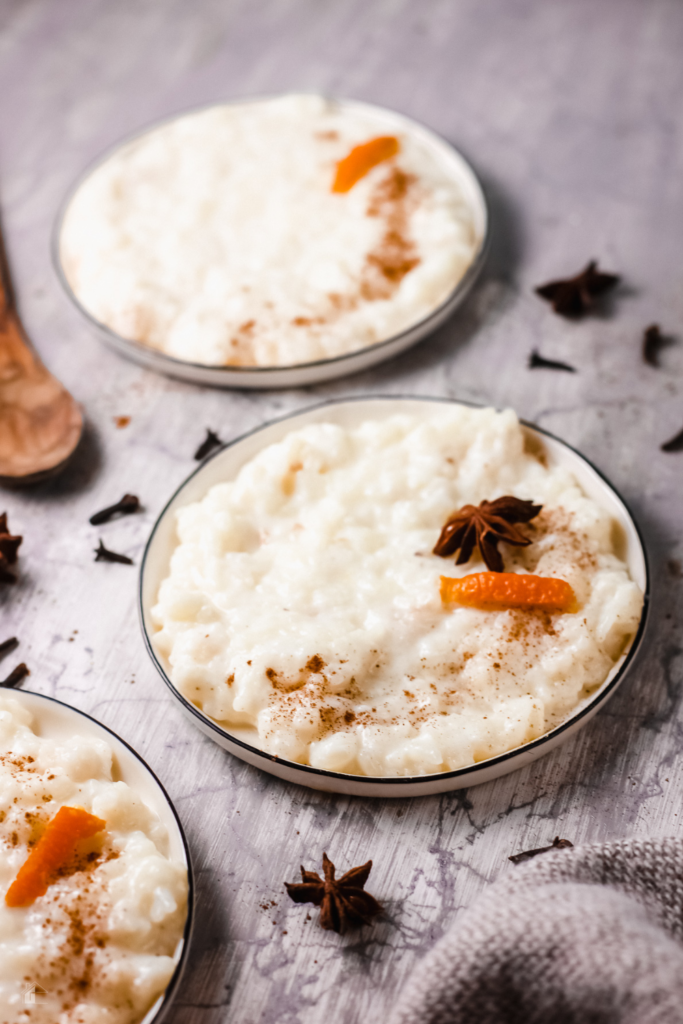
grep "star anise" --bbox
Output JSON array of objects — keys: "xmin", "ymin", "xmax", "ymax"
[
  {"xmin": 0, "ymin": 513, "xmax": 22, "ymax": 585},
  {"xmin": 433, "ymin": 496, "xmax": 542, "ymax": 573},
  {"xmin": 285, "ymin": 852, "xmax": 381, "ymax": 933},
  {"xmin": 535, "ymin": 260, "xmax": 620, "ymax": 317}
]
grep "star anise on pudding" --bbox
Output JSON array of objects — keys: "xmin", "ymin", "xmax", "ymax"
[
  {"xmin": 433, "ymin": 496, "xmax": 542, "ymax": 573},
  {"xmin": 285, "ymin": 852, "xmax": 381, "ymax": 934},
  {"xmin": 0, "ymin": 513, "xmax": 22, "ymax": 585},
  {"xmin": 535, "ymin": 260, "xmax": 620, "ymax": 317}
]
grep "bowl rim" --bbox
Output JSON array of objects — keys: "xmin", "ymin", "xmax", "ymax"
[
  {"xmin": 4, "ymin": 686, "xmax": 195, "ymax": 1024},
  {"xmin": 138, "ymin": 394, "xmax": 650, "ymax": 788},
  {"xmin": 51, "ymin": 93, "xmax": 490, "ymax": 382}
]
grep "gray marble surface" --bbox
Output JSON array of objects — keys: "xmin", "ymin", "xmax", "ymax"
[{"xmin": 1, "ymin": 1, "xmax": 682, "ymax": 1020}]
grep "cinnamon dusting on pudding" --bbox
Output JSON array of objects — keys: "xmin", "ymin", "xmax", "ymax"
[
  {"xmin": 292, "ymin": 316, "xmax": 324, "ymax": 326},
  {"xmin": 266, "ymin": 655, "xmax": 328, "ymax": 694},
  {"xmin": 282, "ymin": 168, "xmax": 421, "ymax": 331},
  {"xmin": 30, "ymin": 863, "xmax": 113, "ymax": 1015},
  {"xmin": 360, "ymin": 168, "xmax": 421, "ymax": 301}
]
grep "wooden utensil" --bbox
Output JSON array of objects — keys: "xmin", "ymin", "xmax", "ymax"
[{"xmin": 0, "ymin": 227, "xmax": 82, "ymax": 485}]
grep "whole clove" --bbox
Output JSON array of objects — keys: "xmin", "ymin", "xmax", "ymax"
[
  {"xmin": 509, "ymin": 836, "xmax": 574, "ymax": 865},
  {"xmin": 0, "ymin": 512, "xmax": 22, "ymax": 585},
  {"xmin": 528, "ymin": 350, "xmax": 576, "ymax": 373},
  {"xmin": 89, "ymin": 494, "xmax": 141, "ymax": 525},
  {"xmin": 94, "ymin": 540, "xmax": 134, "ymax": 565},
  {"xmin": 0, "ymin": 637, "xmax": 19, "ymax": 659},
  {"xmin": 642, "ymin": 324, "xmax": 674, "ymax": 368},
  {"xmin": 0, "ymin": 662, "xmax": 29, "ymax": 688},
  {"xmin": 194, "ymin": 429, "xmax": 223, "ymax": 461},
  {"xmin": 661, "ymin": 427, "xmax": 683, "ymax": 453}
]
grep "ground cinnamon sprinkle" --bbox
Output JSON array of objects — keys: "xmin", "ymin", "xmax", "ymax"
[
  {"xmin": 259, "ymin": 536, "xmax": 584, "ymax": 745},
  {"xmin": 360, "ymin": 168, "xmax": 421, "ymax": 301},
  {"xmin": 266, "ymin": 655, "xmax": 327, "ymax": 694},
  {"xmin": 22, "ymin": 844, "xmax": 120, "ymax": 1016},
  {"xmin": 326, "ymin": 291, "xmax": 358, "ymax": 313},
  {"xmin": 0, "ymin": 752, "xmax": 121, "ymax": 1015},
  {"xmin": 225, "ymin": 159, "xmax": 422, "ymax": 351},
  {"xmin": 292, "ymin": 316, "xmax": 324, "ymax": 326},
  {"xmin": 302, "ymin": 167, "xmax": 422, "ymax": 328}
]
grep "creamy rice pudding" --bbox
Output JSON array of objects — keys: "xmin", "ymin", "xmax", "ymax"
[
  {"xmin": 0, "ymin": 696, "xmax": 187, "ymax": 1024},
  {"xmin": 59, "ymin": 95, "xmax": 480, "ymax": 367},
  {"xmin": 151, "ymin": 406, "xmax": 643, "ymax": 778}
]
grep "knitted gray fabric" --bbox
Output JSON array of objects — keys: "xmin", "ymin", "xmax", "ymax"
[{"xmin": 390, "ymin": 838, "xmax": 683, "ymax": 1024}]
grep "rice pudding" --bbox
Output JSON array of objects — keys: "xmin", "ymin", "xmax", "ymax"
[
  {"xmin": 59, "ymin": 95, "xmax": 481, "ymax": 368},
  {"xmin": 0, "ymin": 696, "xmax": 188, "ymax": 1023},
  {"xmin": 151, "ymin": 406, "xmax": 643, "ymax": 778}
]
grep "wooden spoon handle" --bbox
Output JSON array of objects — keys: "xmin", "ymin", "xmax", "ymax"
[
  {"xmin": 0, "ymin": 219, "xmax": 82, "ymax": 483},
  {"xmin": 0, "ymin": 219, "xmax": 16, "ymax": 319},
  {"xmin": 0, "ymin": 222, "xmax": 36, "ymax": 377}
]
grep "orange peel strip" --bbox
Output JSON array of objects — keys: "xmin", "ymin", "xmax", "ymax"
[
  {"xmin": 332, "ymin": 135, "xmax": 400, "ymax": 193},
  {"xmin": 5, "ymin": 806, "xmax": 106, "ymax": 908},
  {"xmin": 440, "ymin": 572, "xmax": 578, "ymax": 613}
]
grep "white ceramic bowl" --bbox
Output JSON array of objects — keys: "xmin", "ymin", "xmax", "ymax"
[
  {"xmin": 52, "ymin": 97, "xmax": 489, "ymax": 389},
  {"xmin": 139, "ymin": 396, "xmax": 649, "ymax": 796},
  {"xmin": 4, "ymin": 688, "xmax": 194, "ymax": 1024}
]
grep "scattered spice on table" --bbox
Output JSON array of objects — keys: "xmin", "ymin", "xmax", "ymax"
[
  {"xmin": 0, "ymin": 662, "xmax": 29, "ymax": 689},
  {"xmin": 94, "ymin": 540, "xmax": 133, "ymax": 565},
  {"xmin": 642, "ymin": 323, "xmax": 672, "ymax": 367},
  {"xmin": 194, "ymin": 428, "xmax": 223, "ymax": 461},
  {"xmin": 0, "ymin": 512, "xmax": 22, "ymax": 584},
  {"xmin": 535, "ymin": 260, "xmax": 620, "ymax": 317},
  {"xmin": 89, "ymin": 493, "xmax": 141, "ymax": 525},
  {"xmin": 509, "ymin": 836, "xmax": 574, "ymax": 865},
  {"xmin": 285, "ymin": 852, "xmax": 381, "ymax": 933},
  {"xmin": 433, "ymin": 497, "xmax": 542, "ymax": 573},
  {"xmin": 661, "ymin": 427, "xmax": 683, "ymax": 453},
  {"xmin": 0, "ymin": 637, "xmax": 19, "ymax": 659},
  {"xmin": 113, "ymin": 415, "xmax": 131, "ymax": 429},
  {"xmin": 528, "ymin": 350, "xmax": 576, "ymax": 373}
]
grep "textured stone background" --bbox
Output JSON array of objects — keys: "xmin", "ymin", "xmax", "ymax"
[{"xmin": 1, "ymin": 1, "xmax": 682, "ymax": 1021}]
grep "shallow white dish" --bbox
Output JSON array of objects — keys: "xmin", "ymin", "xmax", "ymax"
[
  {"xmin": 52, "ymin": 97, "xmax": 489, "ymax": 390},
  {"xmin": 5, "ymin": 688, "xmax": 194, "ymax": 1024},
  {"xmin": 139, "ymin": 396, "xmax": 649, "ymax": 797}
]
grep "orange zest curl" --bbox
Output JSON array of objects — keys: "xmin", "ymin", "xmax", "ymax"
[
  {"xmin": 5, "ymin": 806, "xmax": 106, "ymax": 908},
  {"xmin": 332, "ymin": 136, "xmax": 400, "ymax": 193},
  {"xmin": 440, "ymin": 572, "xmax": 578, "ymax": 613}
]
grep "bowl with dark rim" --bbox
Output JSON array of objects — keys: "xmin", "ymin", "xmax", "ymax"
[
  {"xmin": 139, "ymin": 396, "xmax": 649, "ymax": 796},
  {"xmin": 3, "ymin": 687, "xmax": 194, "ymax": 1024},
  {"xmin": 52, "ymin": 96, "xmax": 489, "ymax": 390}
]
